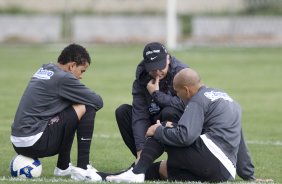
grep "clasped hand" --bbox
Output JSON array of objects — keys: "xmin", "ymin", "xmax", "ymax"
[
  {"xmin": 147, "ymin": 76, "xmax": 160, "ymax": 95},
  {"xmin": 146, "ymin": 120, "xmax": 174, "ymax": 137}
]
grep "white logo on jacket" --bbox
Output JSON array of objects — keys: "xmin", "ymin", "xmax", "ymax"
[
  {"xmin": 33, "ymin": 68, "xmax": 54, "ymax": 80},
  {"xmin": 204, "ymin": 91, "xmax": 233, "ymax": 102}
]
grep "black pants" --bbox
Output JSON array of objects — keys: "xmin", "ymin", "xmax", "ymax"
[
  {"xmin": 13, "ymin": 106, "xmax": 79, "ymax": 158},
  {"xmin": 115, "ymin": 104, "xmax": 183, "ymax": 157},
  {"xmin": 165, "ymin": 137, "xmax": 232, "ymax": 182}
]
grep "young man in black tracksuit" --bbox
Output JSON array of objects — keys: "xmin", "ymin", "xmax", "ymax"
[{"xmin": 110, "ymin": 42, "xmax": 255, "ymax": 182}]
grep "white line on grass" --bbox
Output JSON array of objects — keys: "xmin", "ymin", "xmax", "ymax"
[
  {"xmin": 0, "ymin": 176, "xmax": 266, "ymax": 184},
  {"xmin": 93, "ymin": 134, "xmax": 121, "ymax": 138},
  {"xmin": 93, "ymin": 134, "xmax": 282, "ymax": 147},
  {"xmin": 247, "ymin": 140, "xmax": 282, "ymax": 146},
  {"xmin": 0, "ymin": 176, "xmax": 76, "ymax": 183}
]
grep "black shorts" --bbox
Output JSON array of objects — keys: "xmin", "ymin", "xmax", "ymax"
[
  {"xmin": 165, "ymin": 137, "xmax": 232, "ymax": 182},
  {"xmin": 13, "ymin": 106, "xmax": 78, "ymax": 158}
]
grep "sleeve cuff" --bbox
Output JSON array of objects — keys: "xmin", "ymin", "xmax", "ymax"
[
  {"xmin": 154, "ymin": 125, "xmax": 164, "ymax": 141},
  {"xmin": 151, "ymin": 90, "xmax": 160, "ymax": 101}
]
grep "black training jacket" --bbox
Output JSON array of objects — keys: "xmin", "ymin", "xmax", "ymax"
[{"xmin": 131, "ymin": 57, "xmax": 188, "ymax": 151}]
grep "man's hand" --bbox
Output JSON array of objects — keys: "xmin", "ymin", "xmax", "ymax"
[
  {"xmin": 165, "ymin": 121, "xmax": 174, "ymax": 127},
  {"xmin": 146, "ymin": 120, "xmax": 161, "ymax": 137},
  {"xmin": 147, "ymin": 76, "xmax": 160, "ymax": 95}
]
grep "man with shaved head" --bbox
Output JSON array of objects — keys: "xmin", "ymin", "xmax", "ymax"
[
  {"xmin": 107, "ymin": 68, "xmax": 254, "ymax": 183},
  {"xmin": 173, "ymin": 68, "xmax": 203, "ymax": 102}
]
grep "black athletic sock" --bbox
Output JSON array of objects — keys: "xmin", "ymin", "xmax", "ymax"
[
  {"xmin": 132, "ymin": 137, "xmax": 164, "ymax": 174},
  {"xmin": 57, "ymin": 130, "xmax": 76, "ymax": 170},
  {"xmin": 57, "ymin": 131, "xmax": 75, "ymax": 170},
  {"xmin": 145, "ymin": 161, "xmax": 161, "ymax": 180},
  {"xmin": 57, "ymin": 107, "xmax": 78, "ymax": 170},
  {"xmin": 76, "ymin": 106, "xmax": 96, "ymax": 169},
  {"xmin": 57, "ymin": 137, "xmax": 74, "ymax": 170}
]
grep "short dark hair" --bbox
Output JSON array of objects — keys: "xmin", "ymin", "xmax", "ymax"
[{"xmin": 57, "ymin": 43, "xmax": 91, "ymax": 65}]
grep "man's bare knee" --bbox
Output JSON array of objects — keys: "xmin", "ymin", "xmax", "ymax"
[{"xmin": 72, "ymin": 104, "xmax": 86, "ymax": 120}]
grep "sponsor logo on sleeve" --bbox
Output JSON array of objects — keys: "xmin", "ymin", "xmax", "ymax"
[{"xmin": 33, "ymin": 68, "xmax": 54, "ymax": 80}]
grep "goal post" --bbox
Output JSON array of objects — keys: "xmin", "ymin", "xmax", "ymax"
[{"xmin": 166, "ymin": 0, "xmax": 177, "ymax": 50}]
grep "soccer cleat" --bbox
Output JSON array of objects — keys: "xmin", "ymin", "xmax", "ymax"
[
  {"xmin": 54, "ymin": 163, "xmax": 72, "ymax": 177},
  {"xmin": 106, "ymin": 167, "xmax": 145, "ymax": 183},
  {"xmin": 71, "ymin": 164, "xmax": 102, "ymax": 182}
]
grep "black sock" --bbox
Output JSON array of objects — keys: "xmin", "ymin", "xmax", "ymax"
[
  {"xmin": 132, "ymin": 137, "xmax": 164, "ymax": 174},
  {"xmin": 57, "ymin": 130, "xmax": 75, "ymax": 170},
  {"xmin": 57, "ymin": 131, "xmax": 76, "ymax": 169},
  {"xmin": 56, "ymin": 107, "xmax": 78, "ymax": 170},
  {"xmin": 145, "ymin": 161, "xmax": 161, "ymax": 180},
  {"xmin": 77, "ymin": 106, "xmax": 96, "ymax": 169},
  {"xmin": 57, "ymin": 149, "xmax": 72, "ymax": 170}
]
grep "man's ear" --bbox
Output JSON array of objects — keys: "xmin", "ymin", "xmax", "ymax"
[
  {"xmin": 184, "ymin": 86, "xmax": 190, "ymax": 96},
  {"xmin": 166, "ymin": 54, "xmax": 170, "ymax": 65},
  {"xmin": 68, "ymin": 62, "xmax": 76, "ymax": 71}
]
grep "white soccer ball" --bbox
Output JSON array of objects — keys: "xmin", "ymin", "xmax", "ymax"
[{"xmin": 10, "ymin": 155, "xmax": 42, "ymax": 178}]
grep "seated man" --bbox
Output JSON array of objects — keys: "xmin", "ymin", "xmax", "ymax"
[
  {"xmin": 11, "ymin": 44, "xmax": 103, "ymax": 181},
  {"xmin": 106, "ymin": 68, "xmax": 255, "ymax": 182},
  {"xmin": 115, "ymin": 42, "xmax": 187, "ymax": 163}
]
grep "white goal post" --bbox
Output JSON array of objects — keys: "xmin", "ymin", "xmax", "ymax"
[{"xmin": 166, "ymin": 0, "xmax": 177, "ymax": 50}]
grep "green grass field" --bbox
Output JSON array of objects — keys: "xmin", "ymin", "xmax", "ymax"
[{"xmin": 0, "ymin": 44, "xmax": 281, "ymax": 183}]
